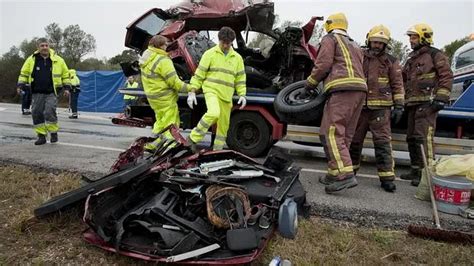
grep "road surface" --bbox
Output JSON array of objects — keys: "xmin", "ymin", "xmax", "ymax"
[{"xmin": 0, "ymin": 103, "xmax": 472, "ymax": 231}]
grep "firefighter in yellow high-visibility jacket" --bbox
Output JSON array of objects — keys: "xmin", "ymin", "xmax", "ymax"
[
  {"xmin": 140, "ymin": 35, "xmax": 189, "ymax": 151},
  {"xmin": 186, "ymin": 27, "xmax": 247, "ymax": 151}
]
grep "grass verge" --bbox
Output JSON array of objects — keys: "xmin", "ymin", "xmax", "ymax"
[{"xmin": 0, "ymin": 164, "xmax": 472, "ymax": 265}]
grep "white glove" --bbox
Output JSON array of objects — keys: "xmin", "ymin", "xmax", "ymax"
[
  {"xmin": 187, "ymin": 92, "xmax": 197, "ymax": 109},
  {"xmin": 237, "ymin": 96, "xmax": 247, "ymax": 110}
]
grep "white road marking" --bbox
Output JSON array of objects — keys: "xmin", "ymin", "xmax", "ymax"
[
  {"xmin": 302, "ymin": 168, "xmax": 379, "ymax": 179},
  {"xmin": 302, "ymin": 168, "xmax": 410, "ymax": 182},
  {"xmin": 57, "ymin": 142, "xmax": 125, "ymax": 152}
]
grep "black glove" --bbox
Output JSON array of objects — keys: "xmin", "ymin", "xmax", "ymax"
[
  {"xmin": 430, "ymin": 100, "xmax": 446, "ymax": 112},
  {"xmin": 391, "ymin": 105, "xmax": 404, "ymax": 124},
  {"xmin": 299, "ymin": 81, "xmax": 318, "ymax": 99},
  {"xmin": 63, "ymin": 84, "xmax": 72, "ymax": 91},
  {"xmin": 19, "ymin": 84, "xmax": 30, "ymax": 91}
]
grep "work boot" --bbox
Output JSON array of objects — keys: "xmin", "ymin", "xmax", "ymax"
[
  {"xmin": 50, "ymin": 133, "xmax": 58, "ymax": 143},
  {"xmin": 144, "ymin": 142, "xmax": 157, "ymax": 153},
  {"xmin": 69, "ymin": 113, "xmax": 78, "ymax": 119},
  {"xmin": 186, "ymin": 136, "xmax": 198, "ymax": 153},
  {"xmin": 22, "ymin": 109, "xmax": 31, "ymax": 115},
  {"xmin": 411, "ymin": 175, "xmax": 422, "ymax": 187},
  {"xmin": 325, "ymin": 174, "xmax": 358, "ymax": 194},
  {"xmin": 34, "ymin": 134, "xmax": 47, "ymax": 145},
  {"xmin": 380, "ymin": 180, "xmax": 396, "ymax": 192},
  {"xmin": 400, "ymin": 168, "xmax": 421, "ymax": 180},
  {"xmin": 319, "ymin": 174, "xmax": 333, "ymax": 185}
]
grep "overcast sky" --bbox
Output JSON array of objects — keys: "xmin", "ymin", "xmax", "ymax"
[{"xmin": 0, "ymin": 0, "xmax": 472, "ymax": 59}]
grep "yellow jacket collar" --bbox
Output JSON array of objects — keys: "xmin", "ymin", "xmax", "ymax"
[
  {"xmin": 139, "ymin": 47, "xmax": 168, "ymax": 68},
  {"xmin": 148, "ymin": 46, "xmax": 168, "ymax": 56},
  {"xmin": 212, "ymin": 45, "xmax": 236, "ymax": 57},
  {"xmin": 33, "ymin": 49, "xmax": 58, "ymax": 61}
]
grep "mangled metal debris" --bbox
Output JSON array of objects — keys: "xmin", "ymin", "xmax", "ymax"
[{"xmin": 34, "ymin": 126, "xmax": 308, "ymax": 264}]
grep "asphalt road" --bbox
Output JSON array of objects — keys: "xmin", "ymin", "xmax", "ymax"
[{"xmin": 0, "ymin": 102, "xmax": 472, "ymax": 232}]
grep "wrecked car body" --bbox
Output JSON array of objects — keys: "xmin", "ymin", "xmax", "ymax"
[
  {"xmin": 35, "ymin": 126, "xmax": 308, "ymax": 264},
  {"xmin": 114, "ymin": 0, "xmax": 323, "ymax": 157}
]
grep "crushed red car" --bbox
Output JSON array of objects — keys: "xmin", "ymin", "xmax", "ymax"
[
  {"xmin": 115, "ymin": 0, "xmax": 325, "ymax": 157},
  {"xmin": 34, "ymin": 126, "xmax": 308, "ymax": 264}
]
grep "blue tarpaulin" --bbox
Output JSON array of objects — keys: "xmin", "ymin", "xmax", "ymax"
[{"xmin": 77, "ymin": 71, "xmax": 126, "ymax": 113}]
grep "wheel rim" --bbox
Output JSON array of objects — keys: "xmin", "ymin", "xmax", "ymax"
[
  {"xmin": 235, "ymin": 120, "xmax": 261, "ymax": 149},
  {"xmin": 284, "ymin": 87, "xmax": 318, "ymax": 106}
]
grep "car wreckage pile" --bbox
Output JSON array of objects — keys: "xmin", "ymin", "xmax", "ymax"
[{"xmin": 34, "ymin": 126, "xmax": 309, "ymax": 264}]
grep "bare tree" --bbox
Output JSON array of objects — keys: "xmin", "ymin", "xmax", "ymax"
[
  {"xmin": 389, "ymin": 39, "xmax": 410, "ymax": 64},
  {"xmin": 19, "ymin": 38, "xmax": 41, "ymax": 58},
  {"xmin": 45, "ymin": 23, "xmax": 63, "ymax": 53},
  {"xmin": 62, "ymin": 24, "xmax": 96, "ymax": 66}
]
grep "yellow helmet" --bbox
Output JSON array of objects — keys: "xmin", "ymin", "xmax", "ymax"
[
  {"xmin": 366, "ymin": 25, "xmax": 391, "ymax": 45},
  {"xmin": 324, "ymin": 12, "xmax": 348, "ymax": 33},
  {"xmin": 406, "ymin": 23, "xmax": 434, "ymax": 45}
]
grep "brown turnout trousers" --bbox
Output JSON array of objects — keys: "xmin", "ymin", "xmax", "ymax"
[
  {"xmin": 320, "ymin": 91, "xmax": 366, "ymax": 179},
  {"xmin": 349, "ymin": 108, "xmax": 395, "ymax": 181},
  {"xmin": 405, "ymin": 104, "xmax": 438, "ymax": 169}
]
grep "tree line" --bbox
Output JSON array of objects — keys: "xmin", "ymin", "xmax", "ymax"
[
  {"xmin": 0, "ymin": 23, "xmax": 138, "ymax": 101},
  {"xmin": 0, "ymin": 21, "xmax": 470, "ymax": 102}
]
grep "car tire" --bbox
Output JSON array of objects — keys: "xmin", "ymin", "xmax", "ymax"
[
  {"xmin": 227, "ymin": 111, "xmax": 272, "ymax": 157},
  {"xmin": 273, "ymin": 80, "xmax": 326, "ymax": 124}
]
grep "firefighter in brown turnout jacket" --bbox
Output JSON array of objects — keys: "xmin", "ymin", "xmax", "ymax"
[
  {"xmin": 302, "ymin": 12, "xmax": 367, "ymax": 194},
  {"xmin": 349, "ymin": 25, "xmax": 404, "ymax": 193},
  {"xmin": 401, "ymin": 23, "xmax": 453, "ymax": 186}
]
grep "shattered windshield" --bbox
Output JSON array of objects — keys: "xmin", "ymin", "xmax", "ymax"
[{"xmin": 136, "ymin": 12, "xmax": 168, "ymax": 36}]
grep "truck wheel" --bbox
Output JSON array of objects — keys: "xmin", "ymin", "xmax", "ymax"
[
  {"xmin": 227, "ymin": 112, "xmax": 272, "ymax": 157},
  {"xmin": 273, "ymin": 80, "xmax": 326, "ymax": 124}
]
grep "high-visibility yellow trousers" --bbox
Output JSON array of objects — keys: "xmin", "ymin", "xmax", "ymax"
[
  {"xmin": 144, "ymin": 94, "xmax": 180, "ymax": 150},
  {"xmin": 190, "ymin": 93, "xmax": 232, "ymax": 150}
]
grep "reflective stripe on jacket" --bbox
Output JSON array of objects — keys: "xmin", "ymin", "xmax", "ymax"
[
  {"xmin": 17, "ymin": 49, "xmax": 70, "ymax": 95},
  {"xmin": 190, "ymin": 45, "xmax": 246, "ymax": 102},
  {"xmin": 307, "ymin": 31, "xmax": 367, "ymax": 93},
  {"xmin": 140, "ymin": 47, "xmax": 188, "ymax": 101},
  {"xmin": 363, "ymin": 50, "xmax": 404, "ymax": 108},
  {"xmin": 124, "ymin": 81, "xmax": 138, "ymax": 100},
  {"xmin": 402, "ymin": 46, "xmax": 453, "ymax": 105}
]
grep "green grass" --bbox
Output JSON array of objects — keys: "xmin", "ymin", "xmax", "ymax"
[{"xmin": 0, "ymin": 164, "xmax": 472, "ymax": 265}]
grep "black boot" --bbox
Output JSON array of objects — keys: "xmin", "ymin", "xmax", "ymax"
[
  {"xmin": 381, "ymin": 180, "xmax": 396, "ymax": 192},
  {"xmin": 69, "ymin": 113, "xmax": 78, "ymax": 119},
  {"xmin": 319, "ymin": 174, "xmax": 333, "ymax": 185},
  {"xmin": 411, "ymin": 174, "xmax": 422, "ymax": 187},
  {"xmin": 50, "ymin": 133, "xmax": 58, "ymax": 143},
  {"xmin": 325, "ymin": 174, "xmax": 358, "ymax": 194},
  {"xmin": 400, "ymin": 168, "xmax": 421, "ymax": 180},
  {"xmin": 35, "ymin": 134, "xmax": 47, "ymax": 145}
]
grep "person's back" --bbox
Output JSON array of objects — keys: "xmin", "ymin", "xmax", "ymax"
[
  {"xmin": 139, "ymin": 35, "xmax": 189, "ymax": 151},
  {"xmin": 309, "ymin": 30, "xmax": 366, "ymax": 93},
  {"xmin": 303, "ymin": 12, "xmax": 367, "ymax": 194}
]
